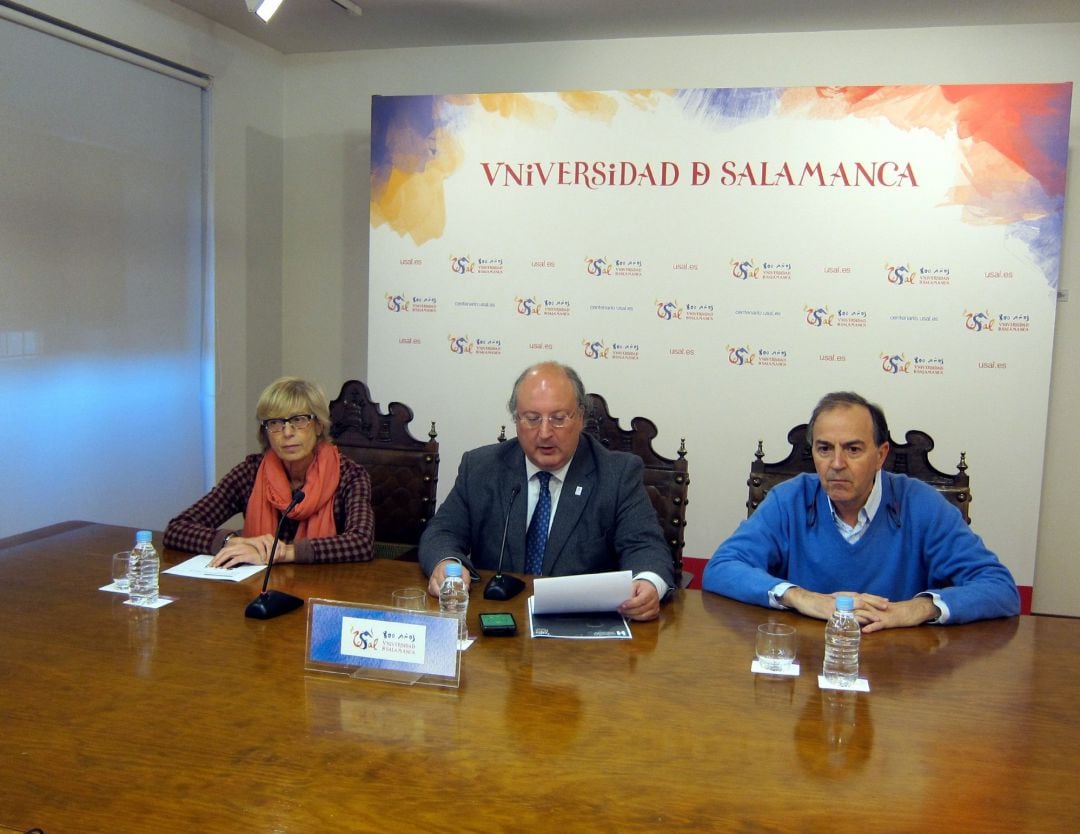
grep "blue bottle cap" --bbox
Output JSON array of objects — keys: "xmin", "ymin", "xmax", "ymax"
[
  {"xmin": 836, "ymin": 595, "xmax": 855, "ymax": 611},
  {"xmin": 444, "ymin": 561, "xmax": 462, "ymax": 577},
  {"xmin": 135, "ymin": 530, "xmax": 152, "ymax": 543}
]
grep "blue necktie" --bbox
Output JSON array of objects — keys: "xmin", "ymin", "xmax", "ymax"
[{"xmin": 525, "ymin": 471, "xmax": 552, "ymax": 575}]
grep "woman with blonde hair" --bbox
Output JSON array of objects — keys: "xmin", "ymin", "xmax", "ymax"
[{"xmin": 164, "ymin": 377, "xmax": 374, "ymax": 566}]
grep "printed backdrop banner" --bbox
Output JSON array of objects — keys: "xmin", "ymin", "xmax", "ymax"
[{"xmin": 368, "ymin": 84, "xmax": 1072, "ymax": 589}]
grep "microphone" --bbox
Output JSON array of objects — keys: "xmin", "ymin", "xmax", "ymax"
[
  {"xmin": 245, "ymin": 489, "xmax": 306, "ymax": 619},
  {"xmin": 484, "ymin": 485, "xmax": 525, "ymax": 601}
]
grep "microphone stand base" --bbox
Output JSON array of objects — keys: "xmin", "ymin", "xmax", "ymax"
[
  {"xmin": 245, "ymin": 590, "xmax": 304, "ymax": 620},
  {"xmin": 483, "ymin": 573, "xmax": 526, "ymax": 601}
]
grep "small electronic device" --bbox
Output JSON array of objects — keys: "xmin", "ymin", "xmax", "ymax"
[{"xmin": 479, "ymin": 612, "xmax": 517, "ymax": 637}]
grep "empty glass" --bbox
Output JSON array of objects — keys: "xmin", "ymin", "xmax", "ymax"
[
  {"xmin": 756, "ymin": 622, "xmax": 797, "ymax": 671},
  {"xmin": 111, "ymin": 551, "xmax": 131, "ymax": 592},
  {"xmin": 392, "ymin": 587, "xmax": 427, "ymax": 611}
]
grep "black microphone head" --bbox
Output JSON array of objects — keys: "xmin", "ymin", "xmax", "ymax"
[{"xmin": 292, "ymin": 489, "xmax": 305, "ymax": 503}]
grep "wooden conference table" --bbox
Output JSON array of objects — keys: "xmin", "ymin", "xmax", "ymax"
[{"xmin": 1, "ymin": 522, "xmax": 1077, "ymax": 833}]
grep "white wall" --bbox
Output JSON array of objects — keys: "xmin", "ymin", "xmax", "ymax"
[{"xmin": 283, "ymin": 25, "xmax": 1080, "ymax": 615}]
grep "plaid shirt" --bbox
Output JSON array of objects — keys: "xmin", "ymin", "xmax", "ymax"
[{"xmin": 163, "ymin": 452, "xmax": 375, "ymax": 564}]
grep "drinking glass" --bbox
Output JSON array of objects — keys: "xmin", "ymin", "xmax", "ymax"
[
  {"xmin": 756, "ymin": 622, "xmax": 797, "ymax": 671},
  {"xmin": 392, "ymin": 587, "xmax": 427, "ymax": 611},
  {"xmin": 111, "ymin": 551, "xmax": 131, "ymax": 592}
]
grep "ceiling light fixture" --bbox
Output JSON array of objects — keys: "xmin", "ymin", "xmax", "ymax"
[{"xmin": 245, "ymin": 0, "xmax": 285, "ymax": 23}]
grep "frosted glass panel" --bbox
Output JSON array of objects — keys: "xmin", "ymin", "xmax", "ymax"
[{"xmin": 0, "ymin": 19, "xmax": 207, "ymax": 537}]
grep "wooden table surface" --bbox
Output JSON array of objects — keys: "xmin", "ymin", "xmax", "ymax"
[{"xmin": 2, "ymin": 521, "xmax": 1077, "ymax": 833}]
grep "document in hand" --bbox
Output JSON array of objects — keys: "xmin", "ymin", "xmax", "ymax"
[
  {"xmin": 528, "ymin": 570, "xmax": 633, "ymax": 639},
  {"xmin": 531, "ymin": 570, "xmax": 633, "ymax": 614}
]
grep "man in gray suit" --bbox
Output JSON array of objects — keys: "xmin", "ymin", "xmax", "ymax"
[{"xmin": 420, "ymin": 361, "xmax": 674, "ymax": 621}]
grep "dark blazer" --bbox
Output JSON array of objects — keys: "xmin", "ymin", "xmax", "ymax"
[{"xmin": 419, "ymin": 433, "xmax": 674, "ymax": 587}]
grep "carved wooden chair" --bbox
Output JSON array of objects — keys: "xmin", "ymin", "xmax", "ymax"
[
  {"xmin": 329, "ymin": 380, "xmax": 440, "ymax": 559},
  {"xmin": 747, "ymin": 423, "xmax": 971, "ymax": 523},
  {"xmin": 499, "ymin": 392, "xmax": 690, "ymax": 584}
]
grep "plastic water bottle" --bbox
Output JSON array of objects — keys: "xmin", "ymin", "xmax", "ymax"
[
  {"xmin": 127, "ymin": 530, "xmax": 160, "ymax": 607},
  {"xmin": 438, "ymin": 561, "xmax": 469, "ymax": 642},
  {"xmin": 823, "ymin": 595, "xmax": 860, "ymax": 686}
]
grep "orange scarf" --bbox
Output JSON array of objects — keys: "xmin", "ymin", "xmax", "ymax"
[{"xmin": 243, "ymin": 443, "xmax": 341, "ymax": 541}]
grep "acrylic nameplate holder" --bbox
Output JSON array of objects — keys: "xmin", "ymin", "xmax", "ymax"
[{"xmin": 305, "ymin": 598, "xmax": 462, "ymax": 689}]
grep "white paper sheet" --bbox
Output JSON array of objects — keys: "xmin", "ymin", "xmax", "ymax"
[
  {"xmin": 817, "ymin": 674, "xmax": 871, "ymax": 692},
  {"xmin": 531, "ymin": 570, "xmax": 633, "ymax": 614},
  {"xmin": 100, "ymin": 583, "xmax": 175, "ymax": 606},
  {"xmin": 123, "ymin": 596, "xmax": 175, "ymax": 609},
  {"xmin": 751, "ymin": 660, "xmax": 801, "ymax": 676},
  {"xmin": 163, "ymin": 554, "xmax": 266, "ymax": 583}
]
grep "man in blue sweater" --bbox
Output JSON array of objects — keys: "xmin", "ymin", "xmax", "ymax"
[{"xmin": 703, "ymin": 392, "xmax": 1019, "ymax": 631}]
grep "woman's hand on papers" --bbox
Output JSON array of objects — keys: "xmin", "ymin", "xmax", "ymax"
[{"xmin": 210, "ymin": 534, "xmax": 284, "ymax": 568}]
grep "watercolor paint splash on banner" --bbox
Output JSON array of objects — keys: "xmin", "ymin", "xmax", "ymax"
[
  {"xmin": 371, "ymin": 91, "xmax": 604, "ymax": 245},
  {"xmin": 370, "ymin": 92, "xmax": 569, "ymax": 245},
  {"xmin": 778, "ymin": 85, "xmax": 1072, "ymax": 289},
  {"xmin": 370, "ymin": 85, "xmax": 1071, "ymax": 286}
]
